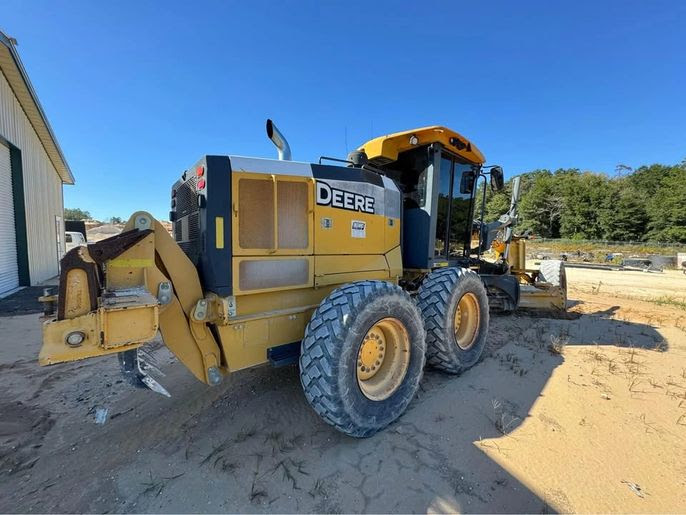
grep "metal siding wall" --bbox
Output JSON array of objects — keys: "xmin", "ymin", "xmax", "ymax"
[{"xmin": 0, "ymin": 70, "xmax": 62, "ymax": 284}]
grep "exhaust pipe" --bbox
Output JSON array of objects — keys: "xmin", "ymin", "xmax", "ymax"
[{"xmin": 266, "ymin": 119, "xmax": 292, "ymax": 161}]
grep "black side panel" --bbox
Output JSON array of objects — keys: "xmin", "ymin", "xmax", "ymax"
[
  {"xmin": 402, "ymin": 207, "xmax": 431, "ymax": 269},
  {"xmin": 171, "ymin": 155, "xmax": 232, "ymax": 296},
  {"xmin": 202, "ymin": 156, "xmax": 232, "ymax": 296},
  {"xmin": 9, "ymin": 144, "xmax": 30, "ymax": 286}
]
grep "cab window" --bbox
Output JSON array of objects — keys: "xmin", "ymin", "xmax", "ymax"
[
  {"xmin": 449, "ymin": 161, "xmax": 474, "ymax": 255},
  {"xmin": 434, "ymin": 154, "xmax": 474, "ymax": 258},
  {"xmin": 434, "ymin": 156, "xmax": 452, "ymax": 256}
]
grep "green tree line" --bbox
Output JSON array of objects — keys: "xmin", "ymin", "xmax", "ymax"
[
  {"xmin": 481, "ymin": 160, "xmax": 686, "ymax": 243},
  {"xmin": 64, "ymin": 208, "xmax": 123, "ymax": 224}
]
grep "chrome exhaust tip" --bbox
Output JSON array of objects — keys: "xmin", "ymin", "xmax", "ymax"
[{"xmin": 266, "ymin": 119, "xmax": 292, "ymax": 161}]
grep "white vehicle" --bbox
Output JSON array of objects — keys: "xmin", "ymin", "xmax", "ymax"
[{"xmin": 64, "ymin": 231, "xmax": 86, "ymax": 252}]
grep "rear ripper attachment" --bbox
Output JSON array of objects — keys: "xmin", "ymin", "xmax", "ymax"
[{"xmin": 39, "ymin": 212, "xmax": 227, "ymax": 393}]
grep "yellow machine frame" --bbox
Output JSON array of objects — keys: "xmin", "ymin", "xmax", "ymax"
[{"xmin": 40, "ymin": 124, "xmax": 565, "ymax": 389}]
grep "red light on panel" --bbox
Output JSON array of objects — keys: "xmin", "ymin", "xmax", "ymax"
[
  {"xmin": 196, "ymin": 166, "xmax": 204, "ymax": 177},
  {"xmin": 197, "ymin": 179, "xmax": 206, "ymax": 190}
]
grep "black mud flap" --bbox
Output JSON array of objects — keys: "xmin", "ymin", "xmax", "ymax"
[{"xmin": 480, "ymin": 274, "xmax": 520, "ymax": 312}]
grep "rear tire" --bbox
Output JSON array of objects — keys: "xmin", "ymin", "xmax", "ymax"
[
  {"xmin": 417, "ymin": 268, "xmax": 489, "ymax": 374},
  {"xmin": 299, "ymin": 280, "xmax": 426, "ymax": 437}
]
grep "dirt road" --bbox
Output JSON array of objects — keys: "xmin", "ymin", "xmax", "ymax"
[{"xmin": 1, "ymin": 268, "xmax": 684, "ymax": 513}]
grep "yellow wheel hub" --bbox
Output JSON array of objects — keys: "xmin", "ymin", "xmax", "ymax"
[
  {"xmin": 358, "ymin": 329, "xmax": 385, "ymax": 379},
  {"xmin": 356, "ymin": 318, "xmax": 410, "ymax": 401},
  {"xmin": 454, "ymin": 292, "xmax": 480, "ymax": 350}
]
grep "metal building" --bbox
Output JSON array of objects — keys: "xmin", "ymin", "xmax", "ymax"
[{"xmin": 0, "ymin": 31, "xmax": 74, "ymax": 295}]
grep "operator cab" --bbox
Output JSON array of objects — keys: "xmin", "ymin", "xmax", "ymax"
[{"xmin": 358, "ymin": 126, "xmax": 487, "ymax": 270}]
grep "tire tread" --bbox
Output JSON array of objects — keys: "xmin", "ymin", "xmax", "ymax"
[
  {"xmin": 417, "ymin": 267, "xmax": 488, "ymax": 373},
  {"xmin": 299, "ymin": 280, "xmax": 424, "ymax": 437}
]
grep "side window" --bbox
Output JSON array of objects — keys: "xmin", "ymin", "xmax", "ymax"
[
  {"xmin": 394, "ymin": 146, "xmax": 430, "ymax": 209},
  {"xmin": 65, "ymin": 233, "xmax": 72, "ymax": 243},
  {"xmin": 434, "ymin": 156, "xmax": 453, "ymax": 257},
  {"xmin": 449, "ymin": 162, "xmax": 474, "ymax": 256}
]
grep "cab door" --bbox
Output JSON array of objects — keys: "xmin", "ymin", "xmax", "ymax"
[{"xmin": 433, "ymin": 153, "xmax": 475, "ymax": 261}]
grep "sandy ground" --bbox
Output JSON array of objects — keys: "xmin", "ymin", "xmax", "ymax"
[{"xmin": 0, "ymin": 268, "xmax": 685, "ymax": 513}]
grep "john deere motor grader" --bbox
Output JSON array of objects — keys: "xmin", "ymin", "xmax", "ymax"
[{"xmin": 39, "ymin": 121, "xmax": 566, "ymax": 437}]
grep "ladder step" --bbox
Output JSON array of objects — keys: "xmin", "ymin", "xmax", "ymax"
[{"xmin": 267, "ymin": 341, "xmax": 301, "ymax": 367}]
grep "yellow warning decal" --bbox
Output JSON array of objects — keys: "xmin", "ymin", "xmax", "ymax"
[{"xmin": 216, "ymin": 217, "xmax": 224, "ymax": 249}]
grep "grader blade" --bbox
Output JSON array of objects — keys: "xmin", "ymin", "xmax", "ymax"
[{"xmin": 518, "ymin": 284, "xmax": 567, "ymax": 311}]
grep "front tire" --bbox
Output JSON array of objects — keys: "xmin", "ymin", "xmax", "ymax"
[
  {"xmin": 299, "ymin": 280, "xmax": 426, "ymax": 437},
  {"xmin": 417, "ymin": 267, "xmax": 489, "ymax": 374}
]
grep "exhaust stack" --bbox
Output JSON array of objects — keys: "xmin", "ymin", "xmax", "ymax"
[{"xmin": 266, "ymin": 119, "xmax": 292, "ymax": 161}]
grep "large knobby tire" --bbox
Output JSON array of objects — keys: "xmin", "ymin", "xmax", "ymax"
[
  {"xmin": 538, "ymin": 259, "xmax": 567, "ymax": 309},
  {"xmin": 417, "ymin": 267, "xmax": 489, "ymax": 374},
  {"xmin": 299, "ymin": 280, "xmax": 426, "ymax": 437}
]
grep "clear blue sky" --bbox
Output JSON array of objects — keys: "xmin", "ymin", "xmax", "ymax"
[{"xmin": 4, "ymin": 0, "xmax": 685, "ymax": 221}]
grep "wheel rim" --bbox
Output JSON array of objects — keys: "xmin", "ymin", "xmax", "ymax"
[
  {"xmin": 454, "ymin": 292, "xmax": 480, "ymax": 350},
  {"xmin": 356, "ymin": 317, "xmax": 411, "ymax": 401}
]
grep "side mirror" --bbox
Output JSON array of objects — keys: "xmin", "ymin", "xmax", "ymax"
[
  {"xmin": 490, "ymin": 166, "xmax": 505, "ymax": 192},
  {"xmin": 459, "ymin": 170, "xmax": 476, "ymax": 194}
]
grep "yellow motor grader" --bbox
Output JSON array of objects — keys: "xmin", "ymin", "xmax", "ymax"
[{"xmin": 39, "ymin": 121, "xmax": 566, "ymax": 437}]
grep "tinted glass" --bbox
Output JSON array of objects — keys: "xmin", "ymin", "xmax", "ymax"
[
  {"xmin": 434, "ymin": 157, "xmax": 453, "ymax": 257},
  {"xmin": 449, "ymin": 161, "xmax": 474, "ymax": 256}
]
